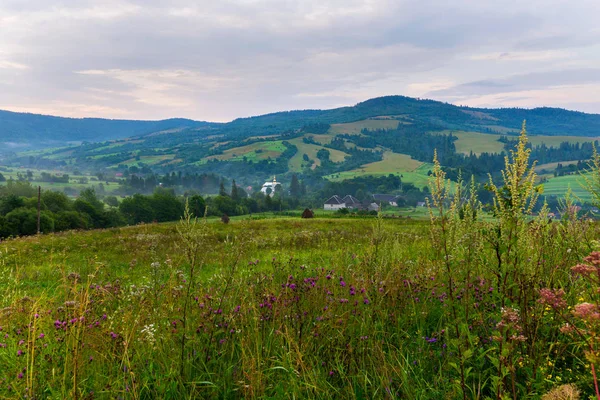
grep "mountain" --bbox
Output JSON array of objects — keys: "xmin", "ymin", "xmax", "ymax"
[
  {"xmin": 2, "ymin": 96, "xmax": 600, "ymax": 194},
  {"xmin": 0, "ymin": 109, "xmax": 212, "ymax": 150}
]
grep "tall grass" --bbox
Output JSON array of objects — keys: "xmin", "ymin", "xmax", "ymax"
[{"xmin": 0, "ymin": 123, "xmax": 599, "ymax": 398}]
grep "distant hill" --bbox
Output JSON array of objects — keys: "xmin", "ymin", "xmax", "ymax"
[
  {"xmin": 0, "ymin": 109, "xmax": 212, "ymax": 150},
  {"xmin": 2, "ymin": 96, "xmax": 600, "ymax": 194},
  {"xmin": 216, "ymin": 96, "xmax": 600, "ymax": 139}
]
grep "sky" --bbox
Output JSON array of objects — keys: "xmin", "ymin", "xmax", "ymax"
[{"xmin": 0, "ymin": 0, "xmax": 599, "ymax": 122}]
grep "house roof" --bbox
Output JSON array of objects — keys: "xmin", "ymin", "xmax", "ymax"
[
  {"xmin": 324, "ymin": 195, "xmax": 344, "ymax": 205},
  {"xmin": 342, "ymin": 195, "xmax": 361, "ymax": 206},
  {"xmin": 373, "ymin": 194, "xmax": 399, "ymax": 202}
]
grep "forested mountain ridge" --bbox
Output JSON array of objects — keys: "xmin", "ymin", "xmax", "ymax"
[
  {"xmin": 2, "ymin": 96, "xmax": 600, "ymax": 151},
  {"xmin": 2, "ymin": 95, "xmax": 600, "ymax": 197},
  {"xmin": 0, "ymin": 109, "xmax": 213, "ymax": 150}
]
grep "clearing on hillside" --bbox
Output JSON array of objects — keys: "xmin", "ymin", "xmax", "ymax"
[
  {"xmin": 328, "ymin": 118, "xmax": 402, "ymax": 135},
  {"xmin": 207, "ymin": 141, "xmax": 287, "ymax": 162},
  {"xmin": 324, "ymin": 152, "xmax": 431, "ymax": 188},
  {"xmin": 118, "ymin": 154, "xmax": 177, "ymax": 167},
  {"xmin": 535, "ymin": 160, "xmax": 582, "ymax": 172},
  {"xmin": 541, "ymin": 174, "xmax": 590, "ymax": 200},
  {"xmin": 437, "ymin": 130, "xmax": 600, "ymax": 155},
  {"xmin": 287, "ymin": 138, "xmax": 349, "ymax": 171}
]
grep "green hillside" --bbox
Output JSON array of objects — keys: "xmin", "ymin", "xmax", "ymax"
[{"xmin": 2, "ymin": 95, "xmax": 600, "ymax": 203}]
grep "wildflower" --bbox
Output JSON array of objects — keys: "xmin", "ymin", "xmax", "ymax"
[
  {"xmin": 17, "ymin": 350, "xmax": 23, "ymax": 356},
  {"xmin": 538, "ymin": 288, "xmax": 567, "ymax": 310},
  {"xmin": 573, "ymin": 303, "xmax": 600, "ymax": 321},
  {"xmin": 584, "ymin": 251, "xmax": 600, "ymax": 265},
  {"xmin": 110, "ymin": 332, "xmax": 118, "ymax": 339},
  {"xmin": 363, "ymin": 298, "xmax": 370, "ymax": 305},
  {"xmin": 571, "ymin": 264, "xmax": 597, "ymax": 276},
  {"xmin": 329, "ymin": 371, "xmax": 334, "ymax": 376},
  {"xmin": 38, "ymin": 333, "xmax": 45, "ymax": 339},
  {"xmin": 340, "ymin": 280, "xmax": 346, "ymax": 287},
  {"xmin": 560, "ymin": 323, "xmax": 575, "ymax": 334}
]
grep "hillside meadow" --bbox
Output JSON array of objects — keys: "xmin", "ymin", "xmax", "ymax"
[{"xmin": 3, "ymin": 130, "xmax": 600, "ymax": 399}]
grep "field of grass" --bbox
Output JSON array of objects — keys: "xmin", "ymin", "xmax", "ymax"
[
  {"xmin": 328, "ymin": 118, "xmax": 400, "ymax": 135},
  {"xmin": 324, "ymin": 152, "xmax": 430, "ymax": 188},
  {"xmin": 1, "ymin": 198, "xmax": 599, "ymax": 398},
  {"xmin": 541, "ymin": 173, "xmax": 591, "ymax": 200},
  {"xmin": 287, "ymin": 138, "xmax": 349, "ymax": 171},
  {"xmin": 207, "ymin": 141, "xmax": 286, "ymax": 162},
  {"xmin": 535, "ymin": 160, "xmax": 581, "ymax": 172},
  {"xmin": 435, "ymin": 130, "xmax": 600, "ymax": 156},
  {"xmin": 529, "ymin": 135, "xmax": 600, "ymax": 147},
  {"xmin": 118, "ymin": 154, "xmax": 176, "ymax": 167},
  {"xmin": 438, "ymin": 131, "xmax": 505, "ymax": 155}
]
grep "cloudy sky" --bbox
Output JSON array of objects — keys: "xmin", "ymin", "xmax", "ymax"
[{"xmin": 0, "ymin": 0, "xmax": 599, "ymax": 121}]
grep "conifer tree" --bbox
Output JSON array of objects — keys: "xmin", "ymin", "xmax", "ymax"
[
  {"xmin": 219, "ymin": 179, "xmax": 227, "ymax": 197},
  {"xmin": 231, "ymin": 180, "xmax": 240, "ymax": 201},
  {"xmin": 290, "ymin": 174, "xmax": 301, "ymax": 198}
]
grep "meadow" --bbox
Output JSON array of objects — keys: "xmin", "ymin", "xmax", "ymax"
[
  {"xmin": 325, "ymin": 157, "xmax": 432, "ymax": 188},
  {"xmin": 287, "ymin": 138, "xmax": 349, "ymax": 171},
  {"xmin": 433, "ymin": 130, "xmax": 600, "ymax": 156},
  {"xmin": 2, "ymin": 130, "xmax": 600, "ymax": 399}
]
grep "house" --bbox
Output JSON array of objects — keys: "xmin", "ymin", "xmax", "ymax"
[
  {"xmin": 373, "ymin": 194, "xmax": 401, "ymax": 207},
  {"xmin": 325, "ymin": 194, "xmax": 381, "ymax": 212},
  {"xmin": 342, "ymin": 195, "xmax": 362, "ymax": 209},
  {"xmin": 362, "ymin": 201, "xmax": 380, "ymax": 212},
  {"xmin": 324, "ymin": 195, "xmax": 346, "ymax": 210},
  {"xmin": 416, "ymin": 201, "xmax": 426, "ymax": 207}
]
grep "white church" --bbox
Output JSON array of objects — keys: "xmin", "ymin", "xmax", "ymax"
[{"xmin": 260, "ymin": 176, "xmax": 280, "ymax": 197}]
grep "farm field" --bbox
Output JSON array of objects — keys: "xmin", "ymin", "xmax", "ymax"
[
  {"xmin": 541, "ymin": 173, "xmax": 591, "ymax": 200},
  {"xmin": 440, "ymin": 131, "xmax": 505, "ymax": 154},
  {"xmin": 207, "ymin": 141, "xmax": 287, "ymax": 162},
  {"xmin": 118, "ymin": 154, "xmax": 177, "ymax": 167},
  {"xmin": 437, "ymin": 130, "xmax": 600, "ymax": 156},
  {"xmin": 328, "ymin": 118, "xmax": 401, "ymax": 135},
  {"xmin": 1, "ymin": 203, "xmax": 599, "ymax": 398},
  {"xmin": 536, "ymin": 160, "xmax": 582, "ymax": 172},
  {"xmin": 0, "ymin": 167, "xmax": 122, "ymax": 196},
  {"xmin": 287, "ymin": 138, "xmax": 349, "ymax": 171},
  {"xmin": 325, "ymin": 152, "xmax": 431, "ymax": 188}
]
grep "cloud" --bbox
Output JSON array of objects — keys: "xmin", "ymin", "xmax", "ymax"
[{"xmin": 0, "ymin": 0, "xmax": 599, "ymax": 120}]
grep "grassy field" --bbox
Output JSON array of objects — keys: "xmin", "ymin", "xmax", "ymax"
[
  {"xmin": 536, "ymin": 160, "xmax": 581, "ymax": 172},
  {"xmin": 324, "ymin": 152, "xmax": 430, "ymax": 188},
  {"xmin": 287, "ymin": 138, "xmax": 349, "ymax": 171},
  {"xmin": 529, "ymin": 135, "xmax": 600, "ymax": 147},
  {"xmin": 328, "ymin": 119, "xmax": 400, "ymax": 135},
  {"xmin": 119, "ymin": 154, "xmax": 176, "ymax": 167},
  {"xmin": 541, "ymin": 173, "xmax": 591, "ymax": 200},
  {"xmin": 439, "ymin": 131, "xmax": 505, "ymax": 155},
  {"xmin": 1, "ymin": 201, "xmax": 599, "ymax": 398},
  {"xmin": 207, "ymin": 141, "xmax": 287, "ymax": 162},
  {"xmin": 436, "ymin": 130, "xmax": 600, "ymax": 156}
]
